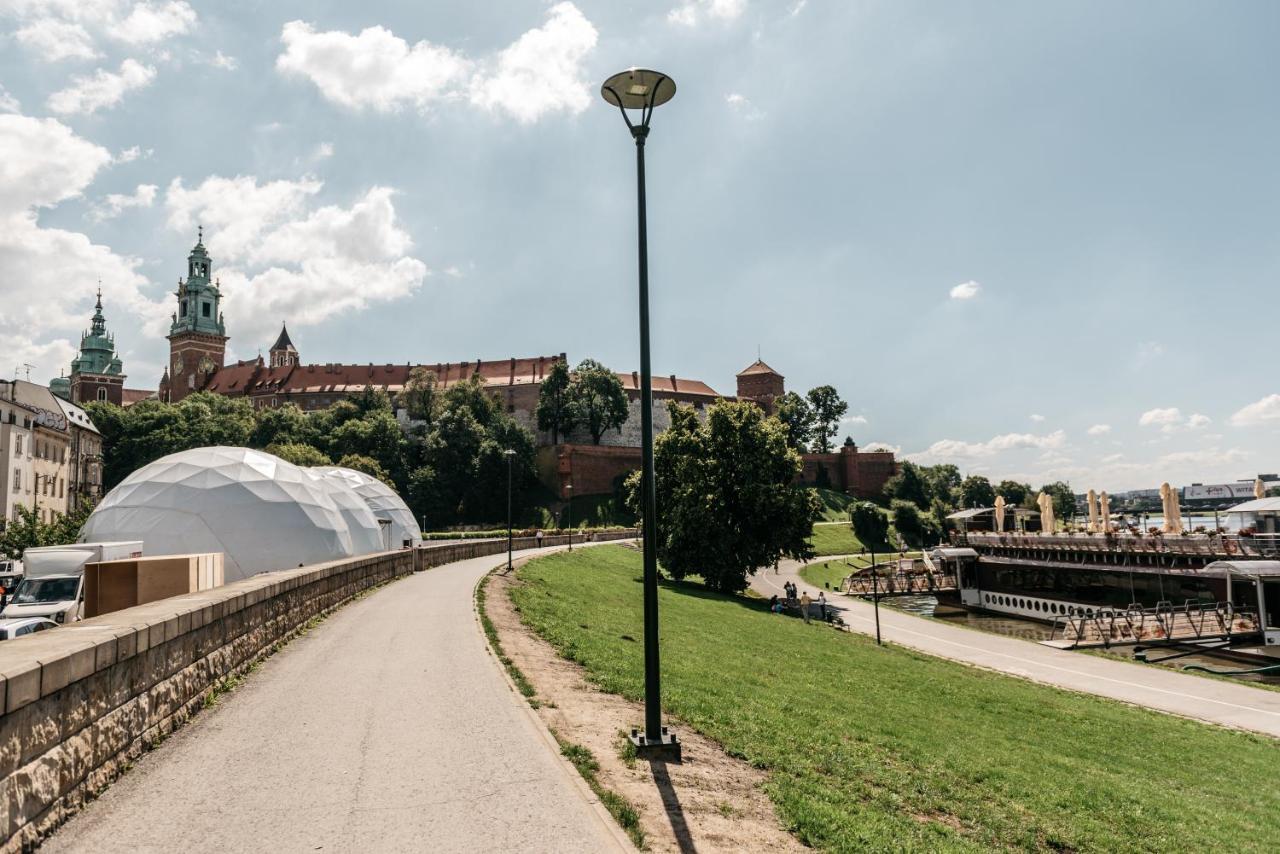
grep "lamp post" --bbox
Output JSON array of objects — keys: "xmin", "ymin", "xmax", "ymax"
[
  {"xmin": 504, "ymin": 449, "xmax": 515, "ymax": 573},
  {"xmin": 566, "ymin": 483, "xmax": 574, "ymax": 552},
  {"xmin": 602, "ymin": 68, "xmax": 680, "ymax": 762}
]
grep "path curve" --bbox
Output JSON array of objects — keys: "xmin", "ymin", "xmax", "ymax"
[
  {"xmin": 752, "ymin": 557, "xmax": 1280, "ymax": 738},
  {"xmin": 45, "ymin": 546, "xmax": 630, "ymax": 854}
]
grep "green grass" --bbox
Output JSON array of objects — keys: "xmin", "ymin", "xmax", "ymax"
[
  {"xmin": 811, "ymin": 487, "xmax": 857, "ymax": 522},
  {"xmin": 799, "ymin": 555, "xmax": 864, "ymax": 589},
  {"xmin": 807, "ymin": 523, "xmax": 865, "ymax": 556},
  {"xmin": 511, "ymin": 546, "xmax": 1280, "ymax": 853}
]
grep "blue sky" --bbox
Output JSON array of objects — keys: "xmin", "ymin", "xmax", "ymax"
[{"xmin": 1, "ymin": 0, "xmax": 1277, "ymax": 491}]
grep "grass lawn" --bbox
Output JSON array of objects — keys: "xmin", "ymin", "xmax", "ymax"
[
  {"xmin": 810, "ymin": 487, "xmax": 856, "ymax": 522},
  {"xmin": 807, "ymin": 523, "xmax": 864, "ymax": 556},
  {"xmin": 800, "ymin": 555, "xmax": 870, "ymax": 589},
  {"xmin": 511, "ymin": 546, "xmax": 1280, "ymax": 852}
]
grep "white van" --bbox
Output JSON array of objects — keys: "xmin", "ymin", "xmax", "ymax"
[{"xmin": 2, "ymin": 542, "xmax": 143, "ymax": 624}]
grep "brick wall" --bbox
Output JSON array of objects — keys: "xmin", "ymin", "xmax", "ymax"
[{"xmin": 799, "ymin": 445, "xmax": 899, "ymax": 498}]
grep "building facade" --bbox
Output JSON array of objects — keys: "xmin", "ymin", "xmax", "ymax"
[
  {"xmin": 0, "ymin": 393, "xmax": 34, "ymax": 531},
  {"xmin": 0, "ymin": 380, "xmax": 90, "ymax": 524}
]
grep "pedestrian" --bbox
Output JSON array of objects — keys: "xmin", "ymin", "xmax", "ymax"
[
  {"xmin": 800, "ymin": 591, "xmax": 812, "ymax": 624},
  {"xmin": 536, "ymin": 530, "xmax": 544, "ymax": 548},
  {"xmin": 768, "ymin": 594, "xmax": 779, "ymax": 614},
  {"xmin": 818, "ymin": 592, "xmax": 828, "ymax": 622}
]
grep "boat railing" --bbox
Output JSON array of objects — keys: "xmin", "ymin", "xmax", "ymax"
[
  {"xmin": 966, "ymin": 530, "xmax": 1280, "ymax": 559},
  {"xmin": 1050, "ymin": 599, "xmax": 1259, "ymax": 649}
]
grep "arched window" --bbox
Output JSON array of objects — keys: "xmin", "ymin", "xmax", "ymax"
[{"xmin": 97, "ymin": 388, "xmax": 107, "ymax": 401}]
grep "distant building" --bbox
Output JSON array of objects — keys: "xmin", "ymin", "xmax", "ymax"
[
  {"xmin": 0, "ymin": 380, "xmax": 90, "ymax": 522},
  {"xmin": 1183, "ymin": 476, "xmax": 1280, "ymax": 506},
  {"xmin": 50, "ymin": 290, "xmax": 156, "ymax": 407}
]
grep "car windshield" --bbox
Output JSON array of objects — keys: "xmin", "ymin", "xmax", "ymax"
[{"xmin": 11, "ymin": 577, "xmax": 79, "ymax": 605}]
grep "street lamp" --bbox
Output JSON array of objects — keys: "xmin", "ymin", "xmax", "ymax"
[
  {"xmin": 504, "ymin": 449, "xmax": 516, "ymax": 573},
  {"xmin": 601, "ymin": 67, "xmax": 681, "ymax": 762},
  {"xmin": 565, "ymin": 483, "xmax": 574, "ymax": 552}
]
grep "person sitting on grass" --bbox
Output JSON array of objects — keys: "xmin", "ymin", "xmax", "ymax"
[{"xmin": 769, "ymin": 594, "xmax": 781, "ymax": 614}]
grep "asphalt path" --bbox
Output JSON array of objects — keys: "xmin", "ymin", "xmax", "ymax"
[
  {"xmin": 753, "ymin": 557, "xmax": 1280, "ymax": 738},
  {"xmin": 45, "ymin": 545, "xmax": 630, "ymax": 854}
]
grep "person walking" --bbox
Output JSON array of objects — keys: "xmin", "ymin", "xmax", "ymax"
[
  {"xmin": 818, "ymin": 592, "xmax": 828, "ymax": 622},
  {"xmin": 536, "ymin": 530, "xmax": 544, "ymax": 548},
  {"xmin": 800, "ymin": 591, "xmax": 813, "ymax": 624}
]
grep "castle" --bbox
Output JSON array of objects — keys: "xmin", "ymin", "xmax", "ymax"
[{"xmin": 54, "ymin": 233, "xmax": 898, "ymax": 499}]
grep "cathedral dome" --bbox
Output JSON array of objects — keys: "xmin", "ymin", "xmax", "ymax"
[
  {"xmin": 81, "ymin": 447, "xmax": 357, "ymax": 581},
  {"xmin": 309, "ymin": 466, "xmax": 421, "ymax": 548}
]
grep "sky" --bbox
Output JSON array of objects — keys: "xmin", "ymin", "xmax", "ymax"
[{"xmin": 1, "ymin": 0, "xmax": 1278, "ymax": 493}]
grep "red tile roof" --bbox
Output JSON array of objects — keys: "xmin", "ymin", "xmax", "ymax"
[
  {"xmin": 121, "ymin": 388, "xmax": 156, "ymax": 406},
  {"xmin": 617, "ymin": 373, "xmax": 719, "ymax": 398},
  {"xmin": 736, "ymin": 359, "xmax": 782, "ymax": 378}
]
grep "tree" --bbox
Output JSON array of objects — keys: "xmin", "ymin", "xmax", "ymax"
[
  {"xmin": 921, "ymin": 464, "xmax": 961, "ymax": 508},
  {"xmin": 996, "ymin": 480, "xmax": 1031, "ymax": 507},
  {"xmin": 401, "ymin": 368, "xmax": 441, "ymax": 426},
  {"xmin": 884, "ymin": 461, "xmax": 930, "ymax": 508},
  {"xmin": 266, "ymin": 442, "xmax": 332, "ymax": 467},
  {"xmin": 805, "ymin": 385, "xmax": 847, "ymax": 453},
  {"xmin": 1039, "ymin": 481, "xmax": 1076, "ymax": 523},
  {"xmin": 327, "ymin": 409, "xmax": 407, "ymax": 485},
  {"xmin": 850, "ymin": 501, "xmax": 890, "ymax": 550},
  {"xmin": 891, "ymin": 499, "xmax": 939, "ymax": 548},
  {"xmin": 773, "ymin": 391, "xmax": 814, "ymax": 452},
  {"xmin": 0, "ymin": 501, "xmax": 92, "ymax": 559},
  {"xmin": 251, "ymin": 404, "xmax": 314, "ymax": 448},
  {"xmin": 570, "ymin": 359, "xmax": 628, "ymax": 445},
  {"xmin": 535, "ymin": 359, "xmax": 576, "ymax": 445},
  {"xmin": 960, "ymin": 475, "xmax": 996, "ymax": 509},
  {"xmin": 336, "ymin": 453, "xmax": 392, "ymax": 486},
  {"xmin": 627, "ymin": 399, "xmax": 819, "ymax": 593}
]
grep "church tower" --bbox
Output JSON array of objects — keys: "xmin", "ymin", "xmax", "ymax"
[
  {"xmin": 166, "ymin": 228, "xmax": 228, "ymax": 402},
  {"xmin": 269, "ymin": 323, "xmax": 299, "ymax": 367},
  {"xmin": 54, "ymin": 289, "xmax": 127, "ymax": 405}
]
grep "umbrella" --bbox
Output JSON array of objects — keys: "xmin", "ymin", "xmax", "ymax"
[
  {"xmin": 1086, "ymin": 489, "xmax": 1099, "ymax": 533},
  {"xmin": 1099, "ymin": 491, "xmax": 1112, "ymax": 533},
  {"xmin": 994, "ymin": 495, "xmax": 1006, "ymax": 533},
  {"xmin": 1161, "ymin": 482, "xmax": 1183, "ymax": 534},
  {"xmin": 1256, "ymin": 477, "xmax": 1267, "ymax": 500},
  {"xmin": 1037, "ymin": 491, "xmax": 1055, "ymax": 533}
]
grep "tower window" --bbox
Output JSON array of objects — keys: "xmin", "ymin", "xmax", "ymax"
[
  {"xmin": 202, "ymin": 302, "xmax": 211, "ymax": 318},
  {"xmin": 180, "ymin": 303, "xmax": 187, "ymax": 318},
  {"xmin": 97, "ymin": 388, "xmax": 107, "ymax": 401}
]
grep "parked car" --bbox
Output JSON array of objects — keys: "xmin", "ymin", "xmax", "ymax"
[{"xmin": 0, "ymin": 617, "xmax": 58, "ymax": 640}]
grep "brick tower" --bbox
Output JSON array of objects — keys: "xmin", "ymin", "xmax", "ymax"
[
  {"xmin": 165, "ymin": 228, "xmax": 227, "ymax": 402},
  {"xmin": 52, "ymin": 289, "xmax": 127, "ymax": 405},
  {"xmin": 735, "ymin": 359, "xmax": 785, "ymax": 414}
]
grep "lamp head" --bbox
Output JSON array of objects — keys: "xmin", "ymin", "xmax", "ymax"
[{"xmin": 601, "ymin": 69, "xmax": 676, "ymax": 110}]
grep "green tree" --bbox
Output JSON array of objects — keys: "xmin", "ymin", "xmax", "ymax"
[
  {"xmin": 0, "ymin": 501, "xmax": 92, "ymax": 559},
  {"xmin": 535, "ymin": 359, "xmax": 577, "ymax": 445},
  {"xmin": 850, "ymin": 501, "xmax": 890, "ymax": 550},
  {"xmin": 996, "ymin": 479, "xmax": 1032, "ymax": 507},
  {"xmin": 960, "ymin": 475, "xmax": 996, "ymax": 509},
  {"xmin": 336, "ymin": 453, "xmax": 393, "ymax": 486},
  {"xmin": 401, "ymin": 368, "xmax": 441, "ymax": 426},
  {"xmin": 266, "ymin": 442, "xmax": 332, "ymax": 467},
  {"xmin": 570, "ymin": 359, "xmax": 628, "ymax": 445},
  {"xmin": 627, "ymin": 399, "xmax": 819, "ymax": 594},
  {"xmin": 1040, "ymin": 481, "xmax": 1076, "ymax": 523},
  {"xmin": 251, "ymin": 403, "xmax": 313, "ymax": 448},
  {"xmin": 884, "ymin": 460, "xmax": 930, "ymax": 508},
  {"xmin": 441, "ymin": 374, "xmax": 499, "ymax": 429},
  {"xmin": 891, "ymin": 499, "xmax": 935, "ymax": 548},
  {"xmin": 805, "ymin": 385, "xmax": 848, "ymax": 453},
  {"xmin": 773, "ymin": 391, "xmax": 814, "ymax": 452},
  {"xmin": 327, "ymin": 409, "xmax": 407, "ymax": 486},
  {"xmin": 921, "ymin": 464, "xmax": 961, "ymax": 508}
]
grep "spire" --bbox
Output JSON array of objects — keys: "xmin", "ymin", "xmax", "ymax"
[
  {"xmin": 90, "ymin": 287, "xmax": 107, "ymax": 336},
  {"xmin": 197, "ymin": 224, "xmax": 203, "ymax": 246},
  {"xmin": 271, "ymin": 322, "xmax": 294, "ymax": 352}
]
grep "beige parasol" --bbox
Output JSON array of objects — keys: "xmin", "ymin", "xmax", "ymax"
[
  {"xmin": 1037, "ymin": 491, "xmax": 1055, "ymax": 533},
  {"xmin": 994, "ymin": 495, "xmax": 1006, "ymax": 533},
  {"xmin": 1161, "ymin": 482, "xmax": 1183, "ymax": 534},
  {"xmin": 1099, "ymin": 491, "xmax": 1112, "ymax": 533},
  {"xmin": 1086, "ymin": 489, "xmax": 1099, "ymax": 533},
  {"xmin": 1256, "ymin": 477, "xmax": 1267, "ymax": 500}
]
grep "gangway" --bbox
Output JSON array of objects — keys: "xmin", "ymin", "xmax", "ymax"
[
  {"xmin": 841, "ymin": 558, "xmax": 957, "ymax": 597},
  {"xmin": 1044, "ymin": 600, "xmax": 1259, "ymax": 650}
]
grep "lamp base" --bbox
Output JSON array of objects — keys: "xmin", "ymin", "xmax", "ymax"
[{"xmin": 628, "ymin": 727, "xmax": 682, "ymax": 762}]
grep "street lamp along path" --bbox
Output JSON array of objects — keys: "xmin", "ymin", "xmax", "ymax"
[{"xmin": 601, "ymin": 67, "xmax": 681, "ymax": 762}]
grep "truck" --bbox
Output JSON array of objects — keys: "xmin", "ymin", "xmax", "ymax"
[
  {"xmin": 1, "ymin": 542, "xmax": 144, "ymax": 624},
  {"xmin": 0, "ymin": 558, "xmax": 22, "ymax": 595}
]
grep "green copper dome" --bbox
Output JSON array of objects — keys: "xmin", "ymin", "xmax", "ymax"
[
  {"xmin": 169, "ymin": 227, "xmax": 227, "ymax": 337},
  {"xmin": 70, "ymin": 291, "xmax": 124, "ymax": 377}
]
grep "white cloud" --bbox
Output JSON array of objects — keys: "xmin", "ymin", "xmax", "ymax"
[
  {"xmin": 1087, "ymin": 424, "xmax": 1112, "ymax": 436},
  {"xmin": 1156, "ymin": 446, "xmax": 1248, "ymax": 468},
  {"xmin": 1139, "ymin": 407, "xmax": 1211, "ymax": 434},
  {"xmin": 1029, "ymin": 413, "xmax": 1045, "ymax": 423},
  {"xmin": 277, "ymin": 3, "xmax": 597, "ymax": 123},
  {"xmin": 15, "ymin": 19, "xmax": 100, "ymax": 61},
  {"xmin": 164, "ymin": 176, "xmax": 428, "ymax": 345},
  {"xmin": 89, "ymin": 182, "xmax": 158, "ymax": 221},
  {"xmin": 115, "ymin": 145, "xmax": 152, "ymax": 163},
  {"xmin": 726, "ymin": 92, "xmax": 765, "ymax": 120},
  {"xmin": 0, "ymin": 113, "xmax": 164, "ymax": 382},
  {"xmin": 0, "ymin": 86, "xmax": 20, "ymax": 113},
  {"xmin": 910, "ymin": 429, "xmax": 1066, "ymax": 463},
  {"xmin": 840, "ymin": 414, "xmax": 868, "ymax": 426},
  {"xmin": 47, "ymin": 58, "xmax": 156, "ymax": 115},
  {"xmin": 1229, "ymin": 393, "xmax": 1280, "ymax": 427},
  {"xmin": 668, "ymin": 0, "xmax": 747, "ymax": 27},
  {"xmin": 862, "ymin": 442, "xmax": 901, "ymax": 454},
  {"xmin": 469, "ymin": 2, "xmax": 597, "ymax": 123},
  {"xmin": 314, "ymin": 142, "xmax": 334, "ymax": 160},
  {"xmin": 211, "ymin": 50, "xmax": 238, "ymax": 71},
  {"xmin": 1101, "ymin": 453, "xmax": 1124, "ymax": 464},
  {"xmin": 109, "ymin": 1, "xmax": 196, "ymax": 45},
  {"xmin": 949, "ymin": 280, "xmax": 980, "ymax": 300},
  {"xmin": 789, "ymin": 0, "xmax": 808, "ymax": 17}
]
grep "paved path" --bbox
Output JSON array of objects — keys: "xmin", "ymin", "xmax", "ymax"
[
  {"xmin": 46, "ymin": 546, "xmax": 629, "ymax": 854},
  {"xmin": 753, "ymin": 557, "xmax": 1280, "ymax": 738}
]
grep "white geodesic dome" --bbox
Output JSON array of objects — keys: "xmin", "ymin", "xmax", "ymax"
[
  {"xmin": 304, "ymin": 469, "xmax": 385, "ymax": 556},
  {"xmin": 81, "ymin": 447, "xmax": 355, "ymax": 582},
  {"xmin": 310, "ymin": 466, "xmax": 421, "ymax": 548}
]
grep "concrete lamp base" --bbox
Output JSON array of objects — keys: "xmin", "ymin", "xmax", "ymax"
[{"xmin": 629, "ymin": 727, "xmax": 682, "ymax": 762}]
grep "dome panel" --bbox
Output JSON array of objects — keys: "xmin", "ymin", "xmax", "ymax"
[{"xmin": 309, "ymin": 467, "xmax": 421, "ymax": 548}]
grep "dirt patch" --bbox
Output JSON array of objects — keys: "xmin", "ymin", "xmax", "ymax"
[{"xmin": 485, "ymin": 566, "xmax": 806, "ymax": 853}]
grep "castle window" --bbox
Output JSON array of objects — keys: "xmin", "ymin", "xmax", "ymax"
[
  {"xmin": 97, "ymin": 388, "xmax": 107, "ymax": 401},
  {"xmin": 202, "ymin": 302, "xmax": 211, "ymax": 318},
  {"xmin": 180, "ymin": 302, "xmax": 187, "ymax": 318}
]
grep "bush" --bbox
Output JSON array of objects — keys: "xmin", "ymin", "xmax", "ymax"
[
  {"xmin": 891, "ymin": 499, "xmax": 940, "ymax": 548},
  {"xmin": 850, "ymin": 501, "xmax": 889, "ymax": 550}
]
